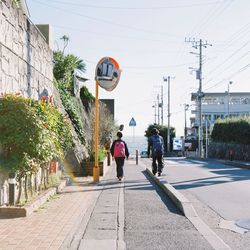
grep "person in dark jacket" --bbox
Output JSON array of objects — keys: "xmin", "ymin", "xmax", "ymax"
[
  {"xmin": 110, "ymin": 131, "xmax": 129, "ymax": 181},
  {"xmin": 147, "ymin": 128, "xmax": 164, "ymax": 176}
]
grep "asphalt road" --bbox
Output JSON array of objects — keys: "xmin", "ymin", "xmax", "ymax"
[
  {"xmin": 123, "ymin": 160, "xmax": 212, "ymax": 250},
  {"xmin": 150, "ymin": 157, "xmax": 250, "ymax": 250},
  {"xmin": 164, "ymin": 158, "xmax": 250, "ymax": 222}
]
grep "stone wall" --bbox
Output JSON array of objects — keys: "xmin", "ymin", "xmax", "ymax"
[
  {"xmin": 0, "ymin": 0, "xmax": 53, "ymax": 99},
  {"xmin": 0, "ymin": 0, "xmax": 88, "ymax": 205}
]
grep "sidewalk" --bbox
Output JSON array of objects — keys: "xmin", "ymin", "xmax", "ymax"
[
  {"xmin": 0, "ymin": 157, "xmax": 234, "ymax": 250},
  {"xmin": 0, "ymin": 166, "xmax": 116, "ymax": 250}
]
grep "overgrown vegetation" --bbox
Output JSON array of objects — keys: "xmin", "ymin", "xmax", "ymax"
[
  {"xmin": 211, "ymin": 116, "xmax": 250, "ymax": 145},
  {"xmin": 0, "ymin": 94, "xmax": 73, "ymax": 203},
  {"xmin": 11, "ymin": 0, "xmax": 20, "ymax": 8},
  {"xmin": 80, "ymin": 86, "xmax": 95, "ymax": 111},
  {"xmin": 87, "ymin": 103, "xmax": 117, "ymax": 161},
  {"xmin": 53, "ymin": 35, "xmax": 118, "ymax": 168},
  {"xmin": 53, "ymin": 50, "xmax": 86, "ymax": 143}
]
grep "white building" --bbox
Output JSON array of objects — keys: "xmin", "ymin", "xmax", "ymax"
[{"xmin": 190, "ymin": 92, "xmax": 250, "ymax": 129}]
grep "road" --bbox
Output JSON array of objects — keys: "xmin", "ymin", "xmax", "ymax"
[
  {"xmin": 142, "ymin": 157, "xmax": 250, "ymax": 250},
  {"xmin": 164, "ymin": 158, "xmax": 250, "ymax": 222}
]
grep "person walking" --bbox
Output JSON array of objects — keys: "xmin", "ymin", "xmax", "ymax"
[
  {"xmin": 147, "ymin": 128, "xmax": 164, "ymax": 176},
  {"xmin": 110, "ymin": 131, "xmax": 129, "ymax": 181}
]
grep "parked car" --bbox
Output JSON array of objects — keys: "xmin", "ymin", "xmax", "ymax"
[{"xmin": 140, "ymin": 150, "xmax": 148, "ymax": 158}]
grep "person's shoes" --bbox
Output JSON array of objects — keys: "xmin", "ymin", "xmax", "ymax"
[
  {"xmin": 118, "ymin": 177, "xmax": 122, "ymax": 181},
  {"xmin": 152, "ymin": 171, "xmax": 156, "ymax": 175},
  {"xmin": 158, "ymin": 172, "xmax": 161, "ymax": 177}
]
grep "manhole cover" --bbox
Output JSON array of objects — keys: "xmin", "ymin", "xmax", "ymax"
[{"xmin": 235, "ymin": 219, "xmax": 250, "ymax": 230}]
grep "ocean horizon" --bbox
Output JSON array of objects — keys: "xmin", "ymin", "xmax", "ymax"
[{"xmin": 123, "ymin": 135, "xmax": 148, "ymax": 155}]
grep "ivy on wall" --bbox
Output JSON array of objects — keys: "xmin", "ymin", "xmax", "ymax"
[{"xmin": 53, "ymin": 50, "xmax": 86, "ymax": 144}]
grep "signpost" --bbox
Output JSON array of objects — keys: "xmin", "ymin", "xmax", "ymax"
[
  {"xmin": 129, "ymin": 117, "xmax": 136, "ymax": 144},
  {"xmin": 94, "ymin": 57, "xmax": 121, "ymax": 182},
  {"xmin": 129, "ymin": 117, "xmax": 136, "ymax": 127}
]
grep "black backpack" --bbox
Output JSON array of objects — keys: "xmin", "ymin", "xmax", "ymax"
[{"xmin": 152, "ymin": 136, "xmax": 163, "ymax": 156}]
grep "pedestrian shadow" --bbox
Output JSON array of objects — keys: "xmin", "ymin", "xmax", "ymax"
[{"xmin": 59, "ymin": 178, "xmax": 153, "ymax": 194}]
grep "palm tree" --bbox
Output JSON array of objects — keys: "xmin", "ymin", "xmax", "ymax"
[{"xmin": 60, "ymin": 35, "xmax": 69, "ymax": 54}]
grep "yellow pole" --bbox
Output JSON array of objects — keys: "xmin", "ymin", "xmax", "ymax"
[{"xmin": 93, "ymin": 79, "xmax": 99, "ymax": 182}]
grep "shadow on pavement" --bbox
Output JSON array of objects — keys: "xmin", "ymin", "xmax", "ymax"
[
  {"xmin": 141, "ymin": 170, "xmax": 183, "ymax": 216},
  {"xmin": 168, "ymin": 158, "xmax": 250, "ymax": 190}
]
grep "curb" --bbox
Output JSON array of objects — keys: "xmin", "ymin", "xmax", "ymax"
[
  {"xmin": 139, "ymin": 161, "xmax": 231, "ymax": 250},
  {"xmin": 145, "ymin": 168, "xmax": 198, "ymax": 218}
]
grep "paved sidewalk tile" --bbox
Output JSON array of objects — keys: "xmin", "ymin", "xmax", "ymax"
[{"xmin": 0, "ymin": 168, "xmax": 114, "ymax": 250}]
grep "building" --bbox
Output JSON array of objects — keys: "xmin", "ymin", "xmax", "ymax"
[{"xmin": 190, "ymin": 92, "xmax": 250, "ymax": 130}]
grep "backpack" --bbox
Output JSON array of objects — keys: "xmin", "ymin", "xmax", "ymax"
[
  {"xmin": 114, "ymin": 141, "xmax": 125, "ymax": 157},
  {"xmin": 152, "ymin": 136, "xmax": 163, "ymax": 156}
]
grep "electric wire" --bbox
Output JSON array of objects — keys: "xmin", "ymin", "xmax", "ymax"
[
  {"xmin": 34, "ymin": 0, "xmax": 232, "ymax": 10},
  {"xmin": 204, "ymin": 63, "xmax": 250, "ymax": 91},
  {"xmin": 31, "ymin": 0, "xmax": 181, "ymax": 37}
]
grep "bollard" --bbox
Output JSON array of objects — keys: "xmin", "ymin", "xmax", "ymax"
[
  {"xmin": 136, "ymin": 150, "xmax": 138, "ymax": 165},
  {"xmin": 8, "ymin": 172, "xmax": 16, "ymax": 206}
]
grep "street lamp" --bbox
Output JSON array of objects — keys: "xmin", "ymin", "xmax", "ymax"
[{"xmin": 228, "ymin": 81, "xmax": 233, "ymax": 117}]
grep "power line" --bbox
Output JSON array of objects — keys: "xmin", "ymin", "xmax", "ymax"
[
  {"xmin": 203, "ymin": 50, "xmax": 250, "ymax": 89},
  {"xmin": 195, "ymin": 0, "xmax": 235, "ymax": 37},
  {"xmin": 204, "ymin": 63, "xmax": 250, "ymax": 91},
  {"xmin": 31, "ymin": 0, "xmax": 181, "ymax": 37},
  {"xmin": 54, "ymin": 24, "xmax": 176, "ymax": 44},
  {"xmin": 190, "ymin": 0, "xmax": 234, "ymax": 37},
  {"xmin": 35, "ymin": 0, "xmax": 232, "ymax": 10}
]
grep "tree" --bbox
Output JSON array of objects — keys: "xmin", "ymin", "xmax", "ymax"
[
  {"xmin": 53, "ymin": 51, "xmax": 86, "ymax": 92},
  {"xmin": 60, "ymin": 35, "xmax": 69, "ymax": 54},
  {"xmin": 145, "ymin": 124, "xmax": 176, "ymax": 151}
]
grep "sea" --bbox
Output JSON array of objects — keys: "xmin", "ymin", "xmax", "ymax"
[{"xmin": 123, "ymin": 136, "xmax": 148, "ymax": 156}]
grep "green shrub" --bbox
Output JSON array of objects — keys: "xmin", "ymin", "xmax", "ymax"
[
  {"xmin": 0, "ymin": 94, "xmax": 73, "ymax": 177},
  {"xmin": 211, "ymin": 117, "xmax": 250, "ymax": 144}
]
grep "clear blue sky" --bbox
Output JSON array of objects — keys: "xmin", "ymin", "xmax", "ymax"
[{"xmin": 26, "ymin": 0, "xmax": 250, "ymax": 136}]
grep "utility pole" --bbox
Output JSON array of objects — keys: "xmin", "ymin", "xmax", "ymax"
[
  {"xmin": 163, "ymin": 76, "xmax": 173, "ymax": 153},
  {"xmin": 185, "ymin": 38, "xmax": 212, "ymax": 158},
  {"xmin": 152, "ymin": 101, "xmax": 157, "ymax": 124},
  {"xmin": 161, "ymin": 85, "xmax": 164, "ymax": 125},
  {"xmin": 157, "ymin": 94, "xmax": 160, "ymax": 125}
]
